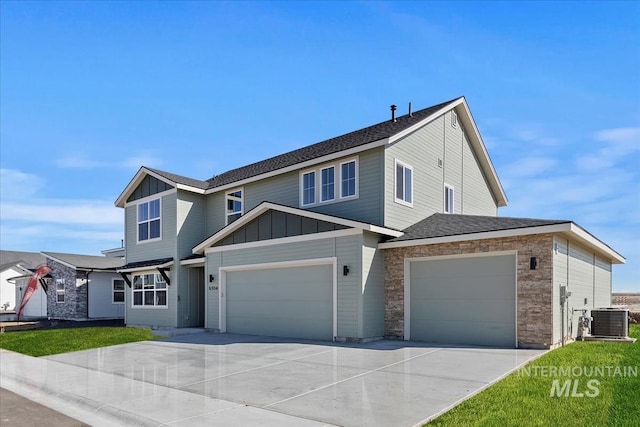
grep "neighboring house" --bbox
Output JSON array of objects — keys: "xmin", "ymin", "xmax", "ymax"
[
  {"xmin": 42, "ymin": 252, "xmax": 126, "ymax": 320},
  {"xmin": 0, "ymin": 251, "xmax": 48, "ymax": 318},
  {"xmin": 115, "ymin": 97, "xmax": 625, "ymax": 348}
]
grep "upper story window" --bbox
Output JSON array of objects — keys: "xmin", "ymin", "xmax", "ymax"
[
  {"xmin": 321, "ymin": 167, "xmax": 335, "ymax": 202},
  {"xmin": 340, "ymin": 160, "xmax": 357, "ymax": 198},
  {"xmin": 226, "ymin": 189, "xmax": 243, "ymax": 225},
  {"xmin": 395, "ymin": 160, "xmax": 413, "ymax": 207},
  {"xmin": 132, "ymin": 273, "xmax": 167, "ymax": 308},
  {"xmin": 138, "ymin": 198, "xmax": 161, "ymax": 242},
  {"xmin": 113, "ymin": 279, "xmax": 125, "ymax": 303},
  {"xmin": 302, "ymin": 171, "xmax": 316, "ymax": 206},
  {"xmin": 300, "ymin": 157, "xmax": 358, "ymax": 207},
  {"xmin": 444, "ymin": 185, "xmax": 455, "ymax": 214}
]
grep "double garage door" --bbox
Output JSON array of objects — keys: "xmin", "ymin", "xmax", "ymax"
[
  {"xmin": 225, "ymin": 264, "xmax": 334, "ymax": 341},
  {"xmin": 409, "ymin": 254, "xmax": 516, "ymax": 347}
]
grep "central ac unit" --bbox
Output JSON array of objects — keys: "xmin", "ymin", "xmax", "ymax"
[{"xmin": 590, "ymin": 308, "xmax": 629, "ymax": 337}]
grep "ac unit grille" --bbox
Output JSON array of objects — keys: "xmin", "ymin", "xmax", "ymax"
[{"xmin": 591, "ymin": 309, "xmax": 629, "ymax": 337}]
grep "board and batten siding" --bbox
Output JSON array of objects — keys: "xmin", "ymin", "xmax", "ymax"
[
  {"xmin": 361, "ymin": 232, "xmax": 385, "ymax": 338},
  {"xmin": 552, "ymin": 236, "xmax": 613, "ymax": 341},
  {"xmin": 205, "ymin": 233, "xmax": 363, "ymax": 339},
  {"xmin": 384, "ymin": 110, "xmax": 498, "ymax": 230}
]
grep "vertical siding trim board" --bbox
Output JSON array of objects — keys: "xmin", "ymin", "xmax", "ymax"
[
  {"xmin": 402, "ymin": 250, "xmax": 518, "ymax": 346},
  {"xmin": 217, "ymin": 257, "xmax": 338, "ymax": 340}
]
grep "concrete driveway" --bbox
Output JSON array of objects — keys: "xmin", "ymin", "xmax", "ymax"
[{"xmin": 1, "ymin": 333, "xmax": 545, "ymax": 426}]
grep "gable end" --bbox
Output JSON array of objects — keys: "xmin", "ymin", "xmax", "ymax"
[{"xmin": 127, "ymin": 175, "xmax": 175, "ymax": 203}]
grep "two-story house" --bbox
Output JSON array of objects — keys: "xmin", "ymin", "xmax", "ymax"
[{"xmin": 115, "ymin": 97, "xmax": 624, "ymax": 349}]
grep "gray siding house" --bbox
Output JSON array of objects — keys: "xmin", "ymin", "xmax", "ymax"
[{"xmin": 115, "ymin": 97, "xmax": 624, "ymax": 348}]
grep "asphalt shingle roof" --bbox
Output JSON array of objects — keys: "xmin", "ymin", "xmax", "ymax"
[
  {"xmin": 0, "ymin": 251, "xmax": 47, "ymax": 269},
  {"xmin": 42, "ymin": 252, "xmax": 125, "ymax": 270},
  {"xmin": 145, "ymin": 167, "xmax": 209, "ymax": 190},
  {"xmin": 136, "ymin": 98, "xmax": 461, "ymax": 193},
  {"xmin": 390, "ymin": 213, "xmax": 571, "ymax": 242}
]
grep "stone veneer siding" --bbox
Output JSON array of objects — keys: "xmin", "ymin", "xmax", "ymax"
[
  {"xmin": 384, "ymin": 233, "xmax": 555, "ymax": 348},
  {"xmin": 46, "ymin": 259, "xmax": 88, "ymax": 319}
]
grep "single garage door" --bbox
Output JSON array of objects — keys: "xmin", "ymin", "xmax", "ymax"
[
  {"xmin": 409, "ymin": 254, "xmax": 516, "ymax": 347},
  {"xmin": 226, "ymin": 264, "xmax": 333, "ymax": 340}
]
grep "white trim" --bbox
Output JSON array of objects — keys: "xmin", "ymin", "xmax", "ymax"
[
  {"xmin": 115, "ymin": 168, "xmax": 177, "ymax": 208},
  {"xmin": 136, "ymin": 197, "xmax": 162, "ymax": 244},
  {"xmin": 180, "ymin": 258, "xmax": 206, "ymax": 266},
  {"xmin": 218, "ymin": 257, "xmax": 337, "ymax": 340},
  {"xmin": 394, "ymin": 159, "xmax": 414, "ymax": 207},
  {"xmin": 117, "ymin": 260, "xmax": 174, "ymax": 273},
  {"xmin": 378, "ymin": 222, "xmax": 625, "ymax": 264},
  {"xmin": 225, "ymin": 187, "xmax": 244, "ymax": 225},
  {"xmin": 112, "ymin": 278, "xmax": 125, "ymax": 304},
  {"xmin": 320, "ymin": 165, "xmax": 336, "ymax": 203},
  {"xmin": 338, "ymin": 158, "xmax": 358, "ymax": 200},
  {"xmin": 444, "ymin": 184, "xmax": 454, "ymax": 214},
  {"xmin": 130, "ymin": 272, "xmax": 168, "ymax": 309},
  {"xmin": 175, "ymin": 183, "xmax": 206, "ymax": 194},
  {"xmin": 56, "ymin": 279, "xmax": 65, "ymax": 303},
  {"xmin": 123, "ymin": 188, "xmax": 176, "ymax": 208},
  {"xmin": 403, "ymin": 251, "xmax": 518, "ymax": 346},
  {"xmin": 451, "ymin": 109, "xmax": 458, "ymax": 128},
  {"xmin": 193, "ymin": 201, "xmax": 402, "ymax": 253},
  {"xmin": 300, "ymin": 169, "xmax": 317, "ymax": 207},
  {"xmin": 207, "ymin": 141, "xmax": 385, "ymax": 195},
  {"xmin": 205, "ymin": 229, "xmax": 362, "ymax": 254}
]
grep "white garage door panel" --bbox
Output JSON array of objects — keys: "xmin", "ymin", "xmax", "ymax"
[
  {"xmin": 410, "ymin": 254, "xmax": 516, "ymax": 347},
  {"xmin": 226, "ymin": 264, "xmax": 333, "ymax": 341}
]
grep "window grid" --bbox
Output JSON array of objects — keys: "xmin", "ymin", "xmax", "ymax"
[
  {"xmin": 132, "ymin": 273, "xmax": 167, "ymax": 307},
  {"xmin": 137, "ymin": 198, "xmax": 161, "ymax": 242},
  {"xmin": 225, "ymin": 189, "xmax": 243, "ymax": 225}
]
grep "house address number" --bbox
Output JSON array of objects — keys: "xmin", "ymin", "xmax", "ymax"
[{"xmin": 208, "ymin": 285, "xmax": 218, "ymax": 291}]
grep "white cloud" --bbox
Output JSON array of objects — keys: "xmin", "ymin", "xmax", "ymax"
[
  {"xmin": 1, "ymin": 199, "xmax": 122, "ymax": 225},
  {"xmin": 575, "ymin": 127, "xmax": 640, "ymax": 171},
  {"xmin": 501, "ymin": 156, "xmax": 557, "ymax": 179},
  {"xmin": 56, "ymin": 153, "xmax": 164, "ymax": 170},
  {"xmin": 0, "ymin": 169, "xmax": 42, "ymax": 199}
]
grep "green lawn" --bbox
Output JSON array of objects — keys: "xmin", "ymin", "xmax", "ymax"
[
  {"xmin": 0, "ymin": 327, "xmax": 154, "ymax": 357},
  {"xmin": 427, "ymin": 324, "xmax": 640, "ymax": 427}
]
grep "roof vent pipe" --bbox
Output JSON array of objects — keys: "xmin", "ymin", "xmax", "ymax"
[
  {"xmin": 390, "ymin": 104, "xmax": 397, "ymax": 122},
  {"xmin": 408, "ymin": 102, "xmax": 412, "ymax": 117}
]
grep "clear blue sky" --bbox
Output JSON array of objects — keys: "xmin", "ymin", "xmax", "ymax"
[{"xmin": 1, "ymin": 1, "xmax": 638, "ymax": 290}]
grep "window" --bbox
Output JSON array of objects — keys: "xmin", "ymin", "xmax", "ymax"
[
  {"xmin": 138, "ymin": 198, "xmax": 161, "ymax": 242},
  {"xmin": 226, "ymin": 189, "xmax": 243, "ymax": 224},
  {"xmin": 302, "ymin": 171, "xmax": 316, "ymax": 205},
  {"xmin": 444, "ymin": 185, "xmax": 455, "ymax": 214},
  {"xmin": 56, "ymin": 279, "xmax": 65, "ymax": 303},
  {"xmin": 340, "ymin": 160, "xmax": 356, "ymax": 198},
  {"xmin": 395, "ymin": 160, "xmax": 413, "ymax": 206},
  {"xmin": 113, "ymin": 279, "xmax": 125, "ymax": 303},
  {"xmin": 300, "ymin": 157, "xmax": 358, "ymax": 206},
  {"xmin": 320, "ymin": 167, "xmax": 335, "ymax": 202},
  {"xmin": 132, "ymin": 273, "xmax": 167, "ymax": 307}
]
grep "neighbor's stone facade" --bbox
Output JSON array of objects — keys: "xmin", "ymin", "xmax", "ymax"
[
  {"xmin": 384, "ymin": 233, "xmax": 555, "ymax": 348},
  {"xmin": 46, "ymin": 259, "xmax": 88, "ymax": 319}
]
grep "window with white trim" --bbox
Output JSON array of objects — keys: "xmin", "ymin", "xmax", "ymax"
[
  {"xmin": 302, "ymin": 171, "xmax": 316, "ymax": 206},
  {"xmin": 226, "ymin": 189, "xmax": 243, "ymax": 224},
  {"xmin": 340, "ymin": 160, "xmax": 356, "ymax": 198},
  {"xmin": 444, "ymin": 185, "xmax": 455, "ymax": 214},
  {"xmin": 56, "ymin": 279, "xmax": 65, "ymax": 303},
  {"xmin": 137, "ymin": 198, "xmax": 161, "ymax": 242},
  {"xmin": 132, "ymin": 273, "xmax": 167, "ymax": 307},
  {"xmin": 113, "ymin": 279, "xmax": 125, "ymax": 303},
  {"xmin": 395, "ymin": 160, "xmax": 413, "ymax": 206},
  {"xmin": 300, "ymin": 157, "xmax": 358, "ymax": 206},
  {"xmin": 320, "ymin": 167, "xmax": 335, "ymax": 202}
]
